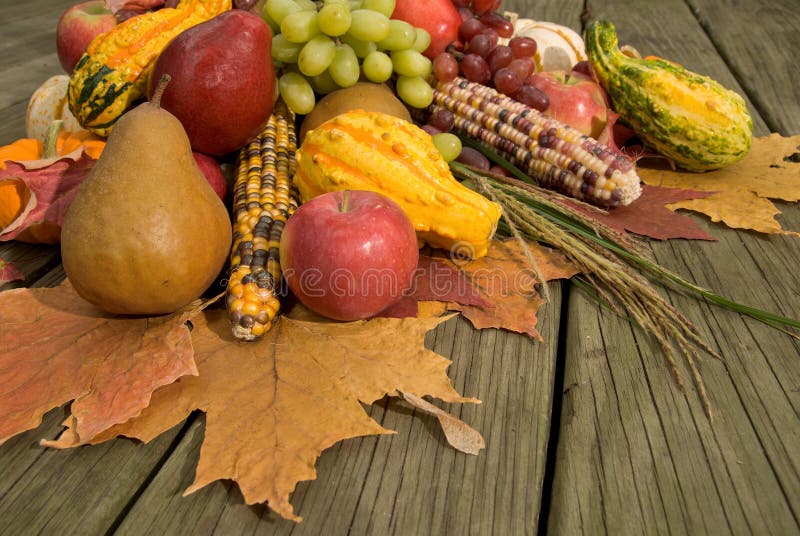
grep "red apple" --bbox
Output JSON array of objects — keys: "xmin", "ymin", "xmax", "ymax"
[
  {"xmin": 526, "ymin": 70, "xmax": 609, "ymax": 139},
  {"xmin": 392, "ymin": 0, "xmax": 461, "ymax": 59},
  {"xmin": 279, "ymin": 190, "xmax": 419, "ymax": 321},
  {"xmin": 193, "ymin": 152, "xmax": 228, "ymax": 201},
  {"xmin": 55, "ymin": 0, "xmax": 116, "ymax": 74}
]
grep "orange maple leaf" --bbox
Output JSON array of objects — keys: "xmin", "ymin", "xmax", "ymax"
[
  {"xmin": 429, "ymin": 238, "xmax": 580, "ymax": 339},
  {"xmin": 639, "ymin": 133, "xmax": 800, "ymax": 236},
  {"xmin": 44, "ymin": 307, "xmax": 480, "ymax": 522},
  {"xmin": 0, "ymin": 280, "xmax": 198, "ymax": 445}
]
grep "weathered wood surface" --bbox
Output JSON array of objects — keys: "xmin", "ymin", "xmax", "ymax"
[{"xmin": 0, "ymin": 0, "xmax": 798, "ymax": 534}]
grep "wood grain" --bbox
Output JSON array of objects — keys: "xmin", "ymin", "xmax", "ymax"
[{"xmin": 547, "ymin": 0, "xmax": 800, "ymax": 533}]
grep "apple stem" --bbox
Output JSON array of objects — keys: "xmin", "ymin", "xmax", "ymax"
[
  {"xmin": 150, "ymin": 74, "xmax": 171, "ymax": 109},
  {"xmin": 339, "ymin": 190, "xmax": 351, "ymax": 213}
]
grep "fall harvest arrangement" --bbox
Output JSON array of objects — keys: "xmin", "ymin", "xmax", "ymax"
[{"xmin": 1, "ymin": 0, "xmax": 799, "ymax": 523}]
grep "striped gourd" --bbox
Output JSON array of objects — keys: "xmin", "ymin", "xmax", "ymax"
[
  {"xmin": 225, "ymin": 100, "xmax": 299, "ymax": 340},
  {"xmin": 68, "ymin": 0, "xmax": 231, "ymax": 137},
  {"xmin": 584, "ymin": 20, "xmax": 753, "ymax": 172},
  {"xmin": 294, "ymin": 110, "xmax": 502, "ymax": 259},
  {"xmin": 432, "ymin": 77, "xmax": 642, "ymax": 208}
]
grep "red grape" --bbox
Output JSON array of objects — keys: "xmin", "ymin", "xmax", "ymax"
[
  {"xmin": 433, "ymin": 52, "xmax": 459, "ymax": 82},
  {"xmin": 479, "ymin": 12, "xmax": 514, "ymax": 38},
  {"xmin": 487, "ymin": 45, "xmax": 513, "ymax": 72},
  {"xmin": 483, "ymin": 27, "xmax": 499, "ymax": 48},
  {"xmin": 572, "ymin": 60, "xmax": 595, "ymax": 78},
  {"xmin": 494, "ymin": 67, "xmax": 522, "ymax": 95},
  {"xmin": 459, "ymin": 18, "xmax": 485, "ymax": 42},
  {"xmin": 457, "ymin": 7, "xmax": 473, "ymax": 22},
  {"xmin": 471, "ymin": 0, "xmax": 501, "ymax": 16},
  {"xmin": 468, "ymin": 33, "xmax": 493, "ymax": 57},
  {"xmin": 428, "ymin": 109, "xmax": 455, "ymax": 132},
  {"xmin": 513, "ymin": 85, "xmax": 550, "ymax": 112},
  {"xmin": 233, "ymin": 0, "xmax": 256, "ymax": 10},
  {"xmin": 422, "ymin": 124, "xmax": 442, "ymax": 136},
  {"xmin": 461, "ymin": 53, "xmax": 491, "ymax": 84},
  {"xmin": 456, "ymin": 146, "xmax": 491, "ymax": 170},
  {"xmin": 509, "ymin": 36, "xmax": 538, "ymax": 58},
  {"xmin": 507, "ymin": 58, "xmax": 534, "ymax": 80},
  {"xmin": 451, "ymin": 0, "xmax": 471, "ymax": 7},
  {"xmin": 115, "ymin": 8, "xmax": 145, "ymax": 22}
]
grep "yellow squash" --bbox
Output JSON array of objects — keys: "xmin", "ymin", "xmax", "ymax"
[
  {"xmin": 295, "ymin": 110, "xmax": 502, "ymax": 259},
  {"xmin": 68, "ymin": 0, "xmax": 231, "ymax": 136}
]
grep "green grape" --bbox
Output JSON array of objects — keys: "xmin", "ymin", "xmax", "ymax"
[
  {"xmin": 309, "ymin": 70, "xmax": 341, "ymax": 94},
  {"xmin": 391, "ymin": 49, "xmax": 432, "ymax": 77},
  {"xmin": 339, "ymin": 33, "xmax": 377, "ymax": 58},
  {"xmin": 411, "ymin": 28, "xmax": 431, "ymax": 53},
  {"xmin": 376, "ymin": 20, "xmax": 415, "ymax": 51},
  {"xmin": 329, "ymin": 43, "xmax": 360, "ymax": 87},
  {"xmin": 272, "ymin": 33, "xmax": 304, "ymax": 63},
  {"xmin": 346, "ymin": 10, "xmax": 390, "ymax": 42},
  {"xmin": 361, "ymin": 50, "xmax": 393, "ymax": 83},
  {"xmin": 318, "ymin": 2, "xmax": 351, "ymax": 37},
  {"xmin": 294, "ymin": 0, "xmax": 318, "ymax": 9},
  {"xmin": 298, "ymin": 35, "xmax": 336, "ymax": 77},
  {"xmin": 279, "ymin": 72, "xmax": 315, "ymax": 114},
  {"xmin": 264, "ymin": 0, "xmax": 300, "ymax": 25},
  {"xmin": 280, "ymin": 10, "xmax": 320, "ymax": 43},
  {"xmin": 396, "ymin": 75, "xmax": 433, "ymax": 108},
  {"xmin": 348, "ymin": 0, "xmax": 363, "ymax": 8},
  {"xmin": 361, "ymin": 0, "xmax": 395, "ymax": 17},
  {"xmin": 431, "ymin": 133, "xmax": 462, "ymax": 163},
  {"xmin": 260, "ymin": 9, "xmax": 281, "ymax": 35}
]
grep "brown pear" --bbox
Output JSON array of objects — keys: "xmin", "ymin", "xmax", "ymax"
[{"xmin": 61, "ymin": 76, "xmax": 232, "ymax": 315}]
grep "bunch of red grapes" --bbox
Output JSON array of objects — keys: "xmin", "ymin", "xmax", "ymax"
[{"xmin": 432, "ymin": 0, "xmax": 550, "ymax": 112}]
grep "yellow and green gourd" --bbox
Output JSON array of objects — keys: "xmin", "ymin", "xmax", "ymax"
[
  {"xmin": 68, "ymin": 0, "xmax": 231, "ymax": 137},
  {"xmin": 585, "ymin": 20, "xmax": 753, "ymax": 172}
]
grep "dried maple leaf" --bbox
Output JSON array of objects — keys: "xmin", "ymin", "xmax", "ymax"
[
  {"xmin": 432, "ymin": 238, "xmax": 580, "ymax": 339},
  {"xmin": 0, "ymin": 280, "xmax": 198, "ymax": 445},
  {"xmin": 639, "ymin": 133, "xmax": 800, "ymax": 236},
  {"xmin": 0, "ymin": 152, "xmax": 96, "ymax": 243},
  {"xmin": 46, "ymin": 308, "xmax": 479, "ymax": 522},
  {"xmin": 564, "ymin": 184, "xmax": 716, "ymax": 241},
  {"xmin": 380, "ymin": 255, "xmax": 493, "ymax": 318},
  {"xmin": 0, "ymin": 258, "xmax": 24, "ymax": 285}
]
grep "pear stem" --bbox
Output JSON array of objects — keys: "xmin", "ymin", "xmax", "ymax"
[
  {"xmin": 150, "ymin": 74, "xmax": 171, "ymax": 108},
  {"xmin": 42, "ymin": 120, "xmax": 64, "ymax": 159},
  {"xmin": 339, "ymin": 190, "xmax": 351, "ymax": 212}
]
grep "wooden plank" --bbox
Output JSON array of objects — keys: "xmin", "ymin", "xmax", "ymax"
[
  {"xmin": 686, "ymin": 0, "xmax": 800, "ymax": 134},
  {"xmin": 547, "ymin": 0, "xmax": 800, "ymax": 533}
]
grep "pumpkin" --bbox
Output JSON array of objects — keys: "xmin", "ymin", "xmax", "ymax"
[
  {"xmin": 502, "ymin": 14, "xmax": 587, "ymax": 72},
  {"xmin": 68, "ymin": 0, "xmax": 231, "ymax": 136},
  {"xmin": 0, "ymin": 125, "xmax": 105, "ymax": 168},
  {"xmin": 585, "ymin": 20, "xmax": 753, "ymax": 171},
  {"xmin": 26, "ymin": 75, "xmax": 87, "ymax": 142},
  {"xmin": 0, "ymin": 122, "xmax": 106, "ymax": 243},
  {"xmin": 295, "ymin": 110, "xmax": 502, "ymax": 259}
]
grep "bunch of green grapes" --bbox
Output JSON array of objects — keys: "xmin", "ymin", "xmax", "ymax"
[{"xmin": 263, "ymin": 0, "xmax": 434, "ymax": 114}]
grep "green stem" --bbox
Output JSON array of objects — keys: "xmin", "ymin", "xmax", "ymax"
[{"xmin": 42, "ymin": 120, "xmax": 64, "ymax": 159}]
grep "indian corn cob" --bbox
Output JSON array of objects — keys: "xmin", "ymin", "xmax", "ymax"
[
  {"xmin": 431, "ymin": 77, "xmax": 642, "ymax": 208},
  {"xmin": 226, "ymin": 100, "xmax": 299, "ymax": 340}
]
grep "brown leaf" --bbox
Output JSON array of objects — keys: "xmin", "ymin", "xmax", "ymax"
[
  {"xmin": 380, "ymin": 255, "xmax": 493, "ymax": 318},
  {"xmin": 399, "ymin": 391, "xmax": 485, "ymax": 455},
  {"xmin": 49, "ymin": 308, "xmax": 478, "ymax": 522},
  {"xmin": 0, "ymin": 280, "xmax": 197, "ymax": 445},
  {"xmin": 0, "ymin": 258, "xmax": 24, "ymax": 285},
  {"xmin": 564, "ymin": 184, "xmax": 716, "ymax": 241},
  {"xmin": 0, "ymin": 153, "xmax": 96, "ymax": 244},
  {"xmin": 639, "ymin": 133, "xmax": 800, "ymax": 236},
  {"xmin": 433, "ymin": 238, "xmax": 580, "ymax": 339}
]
